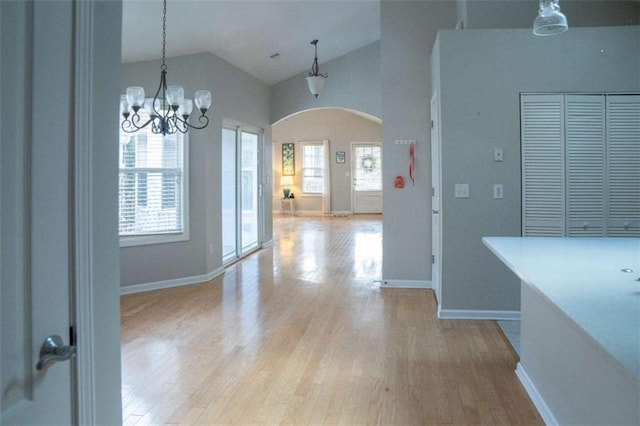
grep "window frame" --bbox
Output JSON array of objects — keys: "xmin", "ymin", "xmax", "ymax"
[
  {"xmin": 301, "ymin": 141, "xmax": 326, "ymax": 196},
  {"xmin": 118, "ymin": 128, "xmax": 190, "ymax": 248}
]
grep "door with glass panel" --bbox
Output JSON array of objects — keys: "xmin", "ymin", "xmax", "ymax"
[
  {"xmin": 222, "ymin": 125, "xmax": 262, "ymax": 263},
  {"xmin": 352, "ymin": 143, "xmax": 383, "ymax": 213}
]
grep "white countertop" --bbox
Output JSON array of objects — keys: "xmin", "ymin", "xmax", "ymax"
[{"xmin": 483, "ymin": 237, "xmax": 640, "ymax": 378}]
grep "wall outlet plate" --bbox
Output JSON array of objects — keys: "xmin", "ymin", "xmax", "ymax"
[{"xmin": 455, "ymin": 183, "xmax": 470, "ymax": 198}]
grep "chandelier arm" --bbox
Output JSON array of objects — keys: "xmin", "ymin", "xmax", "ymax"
[
  {"xmin": 175, "ymin": 114, "xmax": 210, "ymax": 131},
  {"xmin": 122, "ymin": 114, "xmax": 157, "ymax": 133}
]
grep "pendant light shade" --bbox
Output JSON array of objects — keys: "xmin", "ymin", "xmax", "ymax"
[
  {"xmin": 533, "ymin": 0, "xmax": 568, "ymax": 36},
  {"xmin": 306, "ymin": 75, "xmax": 326, "ymax": 98}
]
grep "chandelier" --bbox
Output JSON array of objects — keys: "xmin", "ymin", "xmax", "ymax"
[
  {"xmin": 306, "ymin": 40, "xmax": 328, "ymax": 98},
  {"xmin": 120, "ymin": 0, "xmax": 212, "ymax": 135}
]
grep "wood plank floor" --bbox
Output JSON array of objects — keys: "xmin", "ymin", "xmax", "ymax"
[{"xmin": 121, "ymin": 215, "xmax": 542, "ymax": 425}]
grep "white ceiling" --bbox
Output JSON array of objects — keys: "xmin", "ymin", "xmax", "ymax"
[{"xmin": 122, "ymin": 0, "xmax": 381, "ymax": 86}]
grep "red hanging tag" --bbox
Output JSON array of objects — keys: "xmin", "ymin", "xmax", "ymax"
[{"xmin": 394, "ymin": 176, "xmax": 405, "ymax": 188}]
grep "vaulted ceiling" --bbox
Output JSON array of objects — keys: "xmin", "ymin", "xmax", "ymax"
[{"xmin": 122, "ymin": 0, "xmax": 381, "ymax": 86}]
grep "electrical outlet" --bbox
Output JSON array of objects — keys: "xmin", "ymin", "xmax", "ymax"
[
  {"xmin": 493, "ymin": 148, "xmax": 503, "ymax": 162},
  {"xmin": 493, "ymin": 184, "xmax": 503, "ymax": 199},
  {"xmin": 455, "ymin": 183, "xmax": 470, "ymax": 198}
]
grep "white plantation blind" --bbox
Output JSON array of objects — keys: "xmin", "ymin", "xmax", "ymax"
[
  {"xmin": 565, "ymin": 95, "xmax": 606, "ymax": 236},
  {"xmin": 521, "ymin": 95, "xmax": 565, "ymax": 236},
  {"xmin": 607, "ymin": 95, "xmax": 640, "ymax": 236},
  {"xmin": 119, "ymin": 122, "xmax": 186, "ymax": 238}
]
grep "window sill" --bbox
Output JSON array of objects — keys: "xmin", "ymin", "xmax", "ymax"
[{"xmin": 119, "ymin": 232, "xmax": 189, "ymax": 248}]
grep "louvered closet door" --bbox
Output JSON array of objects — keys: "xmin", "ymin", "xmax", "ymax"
[
  {"xmin": 565, "ymin": 95, "xmax": 606, "ymax": 236},
  {"xmin": 521, "ymin": 95, "xmax": 565, "ymax": 236},
  {"xmin": 607, "ymin": 95, "xmax": 640, "ymax": 236}
]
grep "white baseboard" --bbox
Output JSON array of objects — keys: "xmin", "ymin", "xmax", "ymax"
[
  {"xmin": 381, "ymin": 279, "xmax": 432, "ymax": 289},
  {"xmin": 262, "ymin": 239, "xmax": 274, "ymax": 248},
  {"xmin": 120, "ymin": 266, "xmax": 225, "ymax": 295},
  {"xmin": 515, "ymin": 363, "xmax": 558, "ymax": 426},
  {"xmin": 438, "ymin": 309, "xmax": 520, "ymax": 320},
  {"xmin": 329, "ymin": 210, "xmax": 353, "ymax": 216}
]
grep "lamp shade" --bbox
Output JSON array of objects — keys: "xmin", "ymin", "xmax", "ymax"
[
  {"xmin": 280, "ymin": 176, "xmax": 294, "ymax": 186},
  {"xmin": 533, "ymin": 0, "xmax": 568, "ymax": 36},
  {"xmin": 306, "ymin": 75, "xmax": 326, "ymax": 98}
]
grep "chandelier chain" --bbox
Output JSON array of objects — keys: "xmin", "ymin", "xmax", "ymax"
[{"xmin": 161, "ymin": 0, "xmax": 167, "ymax": 70}]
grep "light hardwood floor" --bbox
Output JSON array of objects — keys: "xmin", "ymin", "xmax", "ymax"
[{"xmin": 121, "ymin": 215, "xmax": 542, "ymax": 425}]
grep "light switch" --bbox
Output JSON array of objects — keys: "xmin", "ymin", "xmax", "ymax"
[
  {"xmin": 455, "ymin": 184, "xmax": 470, "ymax": 198},
  {"xmin": 493, "ymin": 184, "xmax": 503, "ymax": 199}
]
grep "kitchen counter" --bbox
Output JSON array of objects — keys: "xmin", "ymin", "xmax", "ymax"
[{"xmin": 483, "ymin": 237, "xmax": 640, "ymax": 425}]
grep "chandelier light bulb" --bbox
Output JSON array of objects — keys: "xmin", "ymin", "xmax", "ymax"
[
  {"xmin": 126, "ymin": 86, "xmax": 145, "ymax": 109},
  {"xmin": 194, "ymin": 90, "xmax": 212, "ymax": 113},
  {"xmin": 181, "ymin": 98, "xmax": 193, "ymax": 117},
  {"xmin": 166, "ymin": 85, "xmax": 184, "ymax": 109}
]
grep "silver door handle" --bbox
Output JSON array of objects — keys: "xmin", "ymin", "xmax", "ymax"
[
  {"xmin": 36, "ymin": 335, "xmax": 76, "ymax": 370},
  {"xmin": 432, "ymin": 210, "xmax": 439, "ymax": 214}
]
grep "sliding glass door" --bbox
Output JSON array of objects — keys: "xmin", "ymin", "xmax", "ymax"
[{"xmin": 222, "ymin": 124, "xmax": 262, "ymax": 263}]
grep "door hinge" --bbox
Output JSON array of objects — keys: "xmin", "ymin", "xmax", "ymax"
[
  {"xmin": 431, "ymin": 120, "xmax": 434, "ymax": 129},
  {"xmin": 432, "ymin": 254, "xmax": 435, "ymax": 264},
  {"xmin": 431, "ymin": 187, "xmax": 435, "ymax": 196},
  {"xmin": 69, "ymin": 325, "xmax": 77, "ymax": 346}
]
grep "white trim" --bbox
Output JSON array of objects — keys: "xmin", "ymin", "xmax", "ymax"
[
  {"xmin": 120, "ymin": 267, "xmax": 225, "ymax": 296},
  {"xmin": 515, "ymin": 363, "xmax": 558, "ymax": 426},
  {"xmin": 381, "ymin": 279, "xmax": 431, "ymax": 289},
  {"xmin": 330, "ymin": 211, "xmax": 353, "ymax": 216},
  {"xmin": 119, "ymin": 232, "xmax": 189, "ymax": 247},
  {"xmin": 438, "ymin": 309, "xmax": 521, "ymax": 320},
  {"xmin": 261, "ymin": 239, "xmax": 274, "ymax": 248},
  {"xmin": 74, "ymin": 1, "xmax": 96, "ymax": 423}
]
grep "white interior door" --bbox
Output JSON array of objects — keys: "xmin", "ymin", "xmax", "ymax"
[
  {"xmin": 1, "ymin": 2, "xmax": 75, "ymax": 423},
  {"xmin": 430, "ymin": 93, "xmax": 442, "ymax": 306},
  {"xmin": 352, "ymin": 143, "xmax": 383, "ymax": 213}
]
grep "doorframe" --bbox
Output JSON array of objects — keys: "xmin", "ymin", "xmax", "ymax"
[
  {"xmin": 222, "ymin": 120, "xmax": 264, "ymax": 263},
  {"xmin": 73, "ymin": 0, "xmax": 122, "ymax": 423},
  {"xmin": 430, "ymin": 91, "xmax": 443, "ymax": 308}
]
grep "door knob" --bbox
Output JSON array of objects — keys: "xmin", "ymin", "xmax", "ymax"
[
  {"xmin": 36, "ymin": 335, "xmax": 76, "ymax": 370},
  {"xmin": 432, "ymin": 210, "xmax": 439, "ymax": 215}
]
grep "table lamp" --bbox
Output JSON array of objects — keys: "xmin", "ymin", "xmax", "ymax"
[{"xmin": 280, "ymin": 176, "xmax": 294, "ymax": 198}]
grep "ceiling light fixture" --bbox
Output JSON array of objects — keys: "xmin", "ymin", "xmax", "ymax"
[
  {"xmin": 306, "ymin": 40, "xmax": 327, "ymax": 98},
  {"xmin": 533, "ymin": 0, "xmax": 568, "ymax": 36},
  {"xmin": 120, "ymin": 0, "xmax": 212, "ymax": 135}
]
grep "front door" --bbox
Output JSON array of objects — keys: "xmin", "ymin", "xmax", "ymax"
[
  {"xmin": 1, "ymin": 2, "xmax": 74, "ymax": 423},
  {"xmin": 352, "ymin": 143, "xmax": 383, "ymax": 213}
]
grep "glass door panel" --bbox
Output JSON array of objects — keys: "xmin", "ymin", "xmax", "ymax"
[
  {"xmin": 222, "ymin": 128, "xmax": 237, "ymax": 262},
  {"xmin": 241, "ymin": 131, "xmax": 259, "ymax": 253}
]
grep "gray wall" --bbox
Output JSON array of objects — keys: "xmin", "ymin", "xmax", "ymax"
[
  {"xmin": 120, "ymin": 52, "xmax": 271, "ymax": 287},
  {"xmin": 433, "ymin": 25, "xmax": 640, "ymax": 311},
  {"xmin": 381, "ymin": 1, "xmax": 457, "ymax": 282},
  {"xmin": 272, "ymin": 108, "xmax": 382, "ymax": 213},
  {"xmin": 271, "ymin": 42, "xmax": 381, "ymax": 124}
]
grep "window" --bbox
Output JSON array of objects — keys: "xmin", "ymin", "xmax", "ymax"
[
  {"xmin": 302, "ymin": 142, "xmax": 325, "ymax": 194},
  {"xmin": 118, "ymin": 116, "xmax": 188, "ymax": 246}
]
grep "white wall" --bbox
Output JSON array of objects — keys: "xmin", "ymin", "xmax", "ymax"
[
  {"xmin": 433, "ymin": 25, "xmax": 640, "ymax": 312},
  {"xmin": 381, "ymin": 1, "xmax": 457, "ymax": 283},
  {"xmin": 120, "ymin": 52, "xmax": 271, "ymax": 288},
  {"xmin": 271, "ymin": 42, "xmax": 381, "ymax": 124},
  {"xmin": 272, "ymin": 108, "xmax": 382, "ymax": 214}
]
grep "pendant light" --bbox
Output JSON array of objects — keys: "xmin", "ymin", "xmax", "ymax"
[
  {"xmin": 533, "ymin": 0, "xmax": 568, "ymax": 36},
  {"xmin": 306, "ymin": 40, "xmax": 327, "ymax": 98},
  {"xmin": 120, "ymin": 0, "xmax": 212, "ymax": 135}
]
